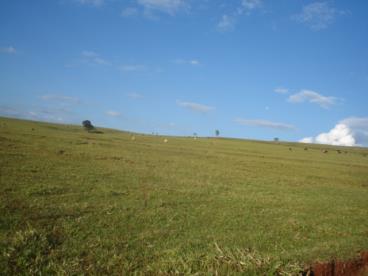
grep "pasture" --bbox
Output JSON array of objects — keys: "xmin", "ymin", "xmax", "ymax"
[{"xmin": 1, "ymin": 117, "xmax": 368, "ymax": 274}]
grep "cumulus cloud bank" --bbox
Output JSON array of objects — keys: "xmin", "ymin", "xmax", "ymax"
[{"xmin": 300, "ymin": 117, "xmax": 368, "ymax": 147}]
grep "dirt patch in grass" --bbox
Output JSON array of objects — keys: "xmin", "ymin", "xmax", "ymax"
[{"xmin": 304, "ymin": 251, "xmax": 368, "ymax": 276}]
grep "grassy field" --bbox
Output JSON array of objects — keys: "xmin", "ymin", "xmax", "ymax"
[{"xmin": 1, "ymin": 116, "xmax": 368, "ymax": 275}]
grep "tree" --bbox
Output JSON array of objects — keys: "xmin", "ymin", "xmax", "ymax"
[
  {"xmin": 215, "ymin": 129, "xmax": 220, "ymax": 137},
  {"xmin": 274, "ymin": 137, "xmax": 279, "ymax": 142},
  {"xmin": 82, "ymin": 120, "xmax": 94, "ymax": 131}
]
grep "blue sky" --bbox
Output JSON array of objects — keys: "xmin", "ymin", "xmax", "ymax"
[{"xmin": 1, "ymin": 0, "xmax": 368, "ymax": 146}]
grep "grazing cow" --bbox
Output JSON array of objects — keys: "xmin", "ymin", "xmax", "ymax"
[
  {"xmin": 304, "ymin": 147, "xmax": 308, "ymax": 151},
  {"xmin": 164, "ymin": 138, "xmax": 168, "ymax": 143},
  {"xmin": 337, "ymin": 150, "xmax": 342, "ymax": 154},
  {"xmin": 323, "ymin": 150, "xmax": 328, "ymax": 154},
  {"xmin": 289, "ymin": 147, "xmax": 292, "ymax": 151}
]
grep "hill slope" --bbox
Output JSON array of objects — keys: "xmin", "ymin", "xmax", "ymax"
[{"xmin": 1, "ymin": 117, "xmax": 368, "ymax": 274}]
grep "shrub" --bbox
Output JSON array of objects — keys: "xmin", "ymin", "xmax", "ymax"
[{"xmin": 82, "ymin": 120, "xmax": 94, "ymax": 131}]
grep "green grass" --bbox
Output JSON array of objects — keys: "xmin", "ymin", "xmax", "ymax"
[{"xmin": 1, "ymin": 116, "xmax": 368, "ymax": 275}]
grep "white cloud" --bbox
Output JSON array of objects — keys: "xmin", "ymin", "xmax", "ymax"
[
  {"xmin": 173, "ymin": 58, "xmax": 200, "ymax": 65},
  {"xmin": 0, "ymin": 105, "xmax": 72, "ymax": 123},
  {"xmin": 106, "ymin": 110, "xmax": 121, "ymax": 117},
  {"xmin": 299, "ymin": 137, "xmax": 314, "ymax": 144},
  {"xmin": 300, "ymin": 117, "xmax": 368, "ymax": 147},
  {"xmin": 0, "ymin": 46, "xmax": 17, "ymax": 54},
  {"xmin": 121, "ymin": 7, "xmax": 139, "ymax": 17},
  {"xmin": 190, "ymin": 60, "xmax": 199, "ymax": 65},
  {"xmin": 217, "ymin": 14, "xmax": 236, "ymax": 32},
  {"xmin": 217, "ymin": 0, "xmax": 262, "ymax": 32},
  {"xmin": 300, "ymin": 124, "xmax": 355, "ymax": 146},
  {"xmin": 82, "ymin": 51, "xmax": 110, "ymax": 65},
  {"xmin": 137, "ymin": 0, "xmax": 187, "ymax": 15},
  {"xmin": 288, "ymin": 90, "xmax": 337, "ymax": 108},
  {"xmin": 127, "ymin": 92, "xmax": 144, "ymax": 99},
  {"xmin": 235, "ymin": 118, "xmax": 295, "ymax": 131},
  {"xmin": 292, "ymin": 2, "xmax": 344, "ymax": 30},
  {"xmin": 82, "ymin": 51, "xmax": 98, "ymax": 58},
  {"xmin": 274, "ymin": 87, "xmax": 289, "ymax": 94},
  {"xmin": 177, "ymin": 100, "xmax": 214, "ymax": 113},
  {"xmin": 2, "ymin": 94, "xmax": 83, "ymax": 123},
  {"xmin": 241, "ymin": 0, "xmax": 262, "ymax": 13},
  {"xmin": 41, "ymin": 95, "xmax": 80, "ymax": 104},
  {"xmin": 77, "ymin": 0, "xmax": 104, "ymax": 6},
  {"xmin": 28, "ymin": 111, "xmax": 38, "ymax": 116},
  {"xmin": 120, "ymin": 64, "xmax": 147, "ymax": 72},
  {"xmin": 341, "ymin": 117, "xmax": 368, "ymax": 146},
  {"xmin": 315, "ymin": 124, "xmax": 355, "ymax": 146}
]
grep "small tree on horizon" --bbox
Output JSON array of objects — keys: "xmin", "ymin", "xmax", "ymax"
[
  {"xmin": 82, "ymin": 120, "xmax": 94, "ymax": 131},
  {"xmin": 215, "ymin": 129, "xmax": 220, "ymax": 137}
]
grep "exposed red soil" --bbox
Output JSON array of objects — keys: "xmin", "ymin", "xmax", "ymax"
[{"xmin": 303, "ymin": 252, "xmax": 368, "ymax": 276}]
